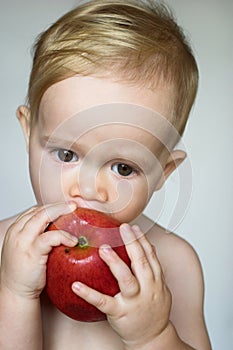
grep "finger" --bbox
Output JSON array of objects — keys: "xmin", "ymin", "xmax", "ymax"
[
  {"xmin": 35, "ymin": 229, "xmax": 78, "ymax": 255},
  {"xmin": 132, "ymin": 225, "xmax": 163, "ymax": 282},
  {"xmin": 3, "ymin": 207, "xmax": 40, "ymax": 245},
  {"xmin": 14, "ymin": 206, "xmax": 39, "ymax": 222},
  {"xmin": 119, "ymin": 224, "xmax": 154, "ymax": 283},
  {"xmin": 8, "ymin": 206, "xmax": 39, "ymax": 232},
  {"xmin": 99, "ymin": 245, "xmax": 139, "ymax": 298},
  {"xmin": 20, "ymin": 201, "xmax": 77, "ymax": 237},
  {"xmin": 72, "ymin": 281, "xmax": 117, "ymax": 316}
]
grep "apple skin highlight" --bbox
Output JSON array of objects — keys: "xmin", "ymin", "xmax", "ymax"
[{"xmin": 46, "ymin": 208, "xmax": 131, "ymax": 322}]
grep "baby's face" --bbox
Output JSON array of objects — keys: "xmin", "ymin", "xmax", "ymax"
[{"xmin": 27, "ymin": 76, "xmax": 177, "ymax": 223}]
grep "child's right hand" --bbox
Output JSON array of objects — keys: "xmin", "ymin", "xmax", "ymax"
[{"xmin": 0, "ymin": 202, "xmax": 78, "ymax": 299}]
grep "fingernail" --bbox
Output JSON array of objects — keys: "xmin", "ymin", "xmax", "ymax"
[
  {"xmin": 72, "ymin": 282, "xmax": 82, "ymax": 291},
  {"xmin": 120, "ymin": 224, "xmax": 135, "ymax": 244},
  {"xmin": 132, "ymin": 225, "xmax": 140, "ymax": 232},
  {"xmin": 132, "ymin": 225, "xmax": 143, "ymax": 238},
  {"xmin": 120, "ymin": 223, "xmax": 131, "ymax": 234},
  {"xmin": 71, "ymin": 235, "xmax": 78, "ymax": 243},
  {"xmin": 100, "ymin": 244, "xmax": 112, "ymax": 254}
]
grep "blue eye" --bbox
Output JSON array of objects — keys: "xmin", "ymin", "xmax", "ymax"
[
  {"xmin": 111, "ymin": 163, "xmax": 135, "ymax": 177},
  {"xmin": 55, "ymin": 149, "xmax": 79, "ymax": 163}
]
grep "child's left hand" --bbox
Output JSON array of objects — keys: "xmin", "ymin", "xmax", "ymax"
[{"xmin": 72, "ymin": 223, "xmax": 172, "ymax": 348}]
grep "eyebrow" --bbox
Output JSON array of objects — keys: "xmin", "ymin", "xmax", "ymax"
[
  {"xmin": 41, "ymin": 134, "xmax": 105, "ymax": 161},
  {"xmin": 41, "ymin": 135, "xmax": 81, "ymax": 147}
]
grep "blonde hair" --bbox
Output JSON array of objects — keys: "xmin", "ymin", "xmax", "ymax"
[{"xmin": 28, "ymin": 0, "xmax": 198, "ymax": 135}]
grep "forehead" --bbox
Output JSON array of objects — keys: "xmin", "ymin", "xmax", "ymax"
[{"xmin": 38, "ymin": 76, "xmax": 179, "ymax": 151}]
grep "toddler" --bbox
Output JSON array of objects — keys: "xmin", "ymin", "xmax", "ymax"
[{"xmin": 0, "ymin": 1, "xmax": 212, "ymax": 349}]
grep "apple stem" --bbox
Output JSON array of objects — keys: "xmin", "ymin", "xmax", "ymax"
[{"xmin": 78, "ymin": 236, "xmax": 89, "ymax": 248}]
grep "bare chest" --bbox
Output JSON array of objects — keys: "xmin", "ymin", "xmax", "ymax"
[{"xmin": 41, "ymin": 294, "xmax": 124, "ymax": 350}]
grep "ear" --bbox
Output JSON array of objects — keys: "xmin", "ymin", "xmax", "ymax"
[
  {"xmin": 17, "ymin": 105, "xmax": 31, "ymax": 151},
  {"xmin": 155, "ymin": 150, "xmax": 187, "ymax": 190}
]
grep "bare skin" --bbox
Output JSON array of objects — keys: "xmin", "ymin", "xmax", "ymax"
[
  {"xmin": 0, "ymin": 214, "xmax": 211, "ymax": 350},
  {"xmin": 0, "ymin": 76, "xmax": 212, "ymax": 349}
]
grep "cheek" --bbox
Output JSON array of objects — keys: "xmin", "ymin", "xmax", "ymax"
[
  {"xmin": 112, "ymin": 177, "xmax": 150, "ymax": 222},
  {"xmin": 128, "ymin": 181, "xmax": 150, "ymax": 215},
  {"xmin": 29, "ymin": 149, "xmax": 65, "ymax": 205}
]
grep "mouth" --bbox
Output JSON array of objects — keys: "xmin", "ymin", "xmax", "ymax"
[{"xmin": 74, "ymin": 198, "xmax": 109, "ymax": 214}]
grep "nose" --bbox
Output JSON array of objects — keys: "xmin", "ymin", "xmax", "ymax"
[{"xmin": 68, "ymin": 168, "xmax": 108, "ymax": 203}]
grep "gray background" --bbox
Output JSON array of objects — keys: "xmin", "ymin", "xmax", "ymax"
[{"xmin": 0, "ymin": 0, "xmax": 232, "ymax": 348}]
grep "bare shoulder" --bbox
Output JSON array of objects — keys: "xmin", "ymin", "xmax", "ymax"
[
  {"xmin": 137, "ymin": 215, "xmax": 205, "ymax": 299},
  {"xmin": 147, "ymin": 223, "xmax": 202, "ymax": 276},
  {"xmin": 0, "ymin": 215, "xmax": 19, "ymax": 255},
  {"xmin": 0, "ymin": 215, "xmax": 18, "ymax": 234},
  {"xmin": 136, "ymin": 214, "xmax": 202, "ymax": 278},
  {"xmin": 148, "ymin": 223, "xmax": 205, "ymax": 309},
  {"xmin": 146, "ymin": 220, "xmax": 211, "ymax": 349}
]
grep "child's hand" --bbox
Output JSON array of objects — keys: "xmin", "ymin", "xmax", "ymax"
[
  {"xmin": 72, "ymin": 224, "xmax": 172, "ymax": 348},
  {"xmin": 0, "ymin": 202, "xmax": 78, "ymax": 299}
]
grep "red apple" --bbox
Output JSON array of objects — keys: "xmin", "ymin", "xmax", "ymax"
[{"xmin": 45, "ymin": 208, "xmax": 131, "ymax": 322}]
